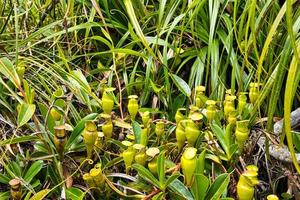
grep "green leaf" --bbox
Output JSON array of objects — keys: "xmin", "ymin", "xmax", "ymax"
[
  {"xmin": 24, "ymin": 192, "xmax": 32, "ymax": 200},
  {"xmin": 211, "ymin": 122, "xmax": 229, "ymax": 155},
  {"xmin": 23, "ymin": 160, "xmax": 43, "ymax": 183},
  {"xmin": 205, "ymin": 154, "xmax": 222, "ymax": 164},
  {"xmin": 197, "ymin": 150, "xmax": 206, "ymax": 175},
  {"xmin": 66, "ymin": 113, "xmax": 98, "ymax": 149},
  {"xmin": 0, "ymin": 57, "xmax": 21, "ymax": 88},
  {"xmin": 17, "ymin": 103, "xmax": 36, "ymax": 128},
  {"xmin": 132, "ymin": 164, "xmax": 161, "ymax": 189},
  {"xmin": 293, "ymin": 132, "xmax": 300, "ymax": 152},
  {"xmin": 10, "ymin": 161, "xmax": 22, "ymax": 177},
  {"xmin": 150, "ymin": 79, "xmax": 164, "ymax": 93},
  {"xmin": 69, "ymin": 69, "xmax": 91, "ymax": 93},
  {"xmin": 152, "ymin": 192, "xmax": 164, "ymax": 200},
  {"xmin": 66, "ymin": 187, "xmax": 85, "ymax": 200},
  {"xmin": 164, "ymin": 172, "xmax": 180, "ymax": 189},
  {"xmin": 171, "ymin": 94, "xmax": 186, "ymax": 120},
  {"xmin": 37, "ymin": 103, "xmax": 55, "ymax": 133},
  {"xmin": 168, "ymin": 179, "xmax": 194, "ymax": 200},
  {"xmin": 205, "ymin": 173, "xmax": 230, "ymax": 200},
  {"xmin": 123, "ymin": 0, "xmax": 156, "ymax": 58},
  {"xmin": 0, "ymin": 173, "xmax": 10, "ymax": 184},
  {"xmin": 104, "ymin": 157, "xmax": 123, "ymax": 169},
  {"xmin": 191, "ymin": 151, "xmax": 208, "ymax": 199},
  {"xmin": 0, "ymin": 191, "xmax": 10, "ymax": 200},
  {"xmin": 257, "ymin": 1, "xmax": 288, "ymax": 84},
  {"xmin": 157, "ymin": 151, "xmax": 166, "ymax": 187},
  {"xmin": 192, "ymin": 174, "xmax": 209, "ymax": 200},
  {"xmin": 47, "ymin": 165, "xmax": 61, "ymax": 186},
  {"xmin": 29, "ymin": 189, "xmax": 50, "ymax": 200},
  {"xmin": 170, "ymin": 74, "xmax": 191, "ymax": 97},
  {"xmin": 0, "ymin": 135, "xmax": 38, "ymax": 146},
  {"xmin": 90, "ymin": 35, "xmax": 112, "ymax": 49},
  {"xmin": 113, "ymin": 119, "xmax": 132, "ymax": 129},
  {"xmin": 68, "ymin": 70, "xmax": 92, "ymax": 109},
  {"xmin": 31, "ymin": 179, "xmax": 41, "ymax": 188},
  {"xmin": 229, "ymin": 145, "xmax": 238, "ymax": 157},
  {"xmin": 132, "ymin": 121, "xmax": 142, "ymax": 144},
  {"xmin": 284, "ymin": 45, "xmax": 300, "ymax": 173},
  {"xmin": 140, "ymin": 57, "xmax": 153, "ymax": 106}
]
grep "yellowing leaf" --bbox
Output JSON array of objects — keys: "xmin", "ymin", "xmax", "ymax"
[
  {"xmin": 0, "ymin": 57, "xmax": 21, "ymax": 88},
  {"xmin": 29, "ymin": 189, "xmax": 50, "ymax": 200},
  {"xmin": 124, "ymin": 0, "xmax": 155, "ymax": 58}
]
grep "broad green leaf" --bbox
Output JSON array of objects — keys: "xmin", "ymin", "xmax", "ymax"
[
  {"xmin": 37, "ymin": 103, "xmax": 55, "ymax": 133},
  {"xmin": 192, "ymin": 174, "xmax": 209, "ymax": 200},
  {"xmin": 168, "ymin": 179, "xmax": 194, "ymax": 200},
  {"xmin": 132, "ymin": 164, "xmax": 161, "ymax": 189},
  {"xmin": 66, "ymin": 187, "xmax": 85, "ymax": 200},
  {"xmin": 171, "ymin": 93, "xmax": 186, "ymax": 120},
  {"xmin": 152, "ymin": 192, "xmax": 164, "ymax": 200},
  {"xmin": 164, "ymin": 172, "xmax": 180, "ymax": 189},
  {"xmin": 70, "ymin": 69, "xmax": 91, "ymax": 93},
  {"xmin": 132, "ymin": 121, "xmax": 142, "ymax": 144},
  {"xmin": 104, "ymin": 157, "xmax": 123, "ymax": 169},
  {"xmin": 191, "ymin": 150, "xmax": 207, "ymax": 199},
  {"xmin": 170, "ymin": 74, "xmax": 191, "ymax": 97},
  {"xmin": 23, "ymin": 160, "xmax": 43, "ymax": 183},
  {"xmin": 0, "ymin": 135, "xmax": 38, "ymax": 146},
  {"xmin": 104, "ymin": 176, "xmax": 145, "ymax": 199},
  {"xmin": 205, "ymin": 154, "xmax": 222, "ymax": 164},
  {"xmin": 47, "ymin": 165, "xmax": 61, "ymax": 186},
  {"xmin": 157, "ymin": 151, "xmax": 166, "ymax": 187},
  {"xmin": 150, "ymin": 79, "xmax": 164, "ymax": 93},
  {"xmin": 205, "ymin": 173, "xmax": 230, "ymax": 200},
  {"xmin": 0, "ymin": 57, "xmax": 21, "ymax": 88},
  {"xmin": 0, "ymin": 173, "xmax": 10, "ymax": 184},
  {"xmin": 31, "ymin": 179, "xmax": 41, "ymax": 188},
  {"xmin": 197, "ymin": 150, "xmax": 206, "ymax": 175},
  {"xmin": 229, "ymin": 144, "xmax": 238, "ymax": 156},
  {"xmin": 293, "ymin": 132, "xmax": 300, "ymax": 153},
  {"xmin": 211, "ymin": 122, "xmax": 229, "ymax": 155},
  {"xmin": 22, "ymin": 80, "xmax": 35, "ymax": 105},
  {"xmin": 10, "ymin": 161, "xmax": 22, "ymax": 177},
  {"xmin": 33, "ymin": 142, "xmax": 49, "ymax": 154},
  {"xmin": 24, "ymin": 192, "xmax": 32, "ymax": 200},
  {"xmin": 0, "ymin": 191, "xmax": 10, "ymax": 199},
  {"xmin": 68, "ymin": 70, "xmax": 92, "ymax": 109},
  {"xmin": 17, "ymin": 103, "xmax": 36, "ymax": 127},
  {"xmin": 66, "ymin": 113, "xmax": 98, "ymax": 149}
]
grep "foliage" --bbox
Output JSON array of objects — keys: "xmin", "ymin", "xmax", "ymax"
[{"xmin": 0, "ymin": 0, "xmax": 299, "ymax": 199}]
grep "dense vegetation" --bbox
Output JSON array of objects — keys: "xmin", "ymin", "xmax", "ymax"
[{"xmin": 0, "ymin": 0, "xmax": 300, "ymax": 199}]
